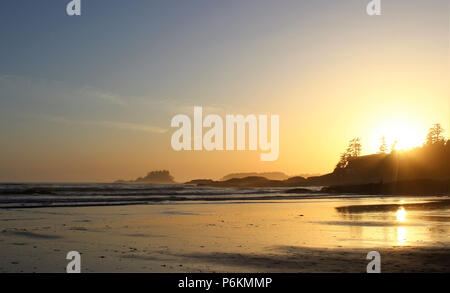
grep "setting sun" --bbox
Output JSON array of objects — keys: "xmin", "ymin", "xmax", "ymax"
[{"xmin": 370, "ymin": 117, "xmax": 426, "ymax": 152}]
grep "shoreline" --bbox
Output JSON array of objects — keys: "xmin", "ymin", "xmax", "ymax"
[{"xmin": 1, "ymin": 193, "xmax": 449, "ymax": 210}]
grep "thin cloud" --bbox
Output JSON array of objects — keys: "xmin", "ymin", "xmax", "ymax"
[
  {"xmin": 0, "ymin": 74, "xmax": 128, "ymax": 107},
  {"xmin": 45, "ymin": 116, "xmax": 167, "ymax": 134},
  {"xmin": 80, "ymin": 86, "xmax": 128, "ymax": 106}
]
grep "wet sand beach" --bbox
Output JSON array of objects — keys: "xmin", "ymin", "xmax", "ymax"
[{"xmin": 0, "ymin": 195, "xmax": 449, "ymax": 273}]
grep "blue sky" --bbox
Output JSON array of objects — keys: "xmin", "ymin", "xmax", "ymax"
[{"xmin": 1, "ymin": 1, "xmax": 447, "ymax": 103}]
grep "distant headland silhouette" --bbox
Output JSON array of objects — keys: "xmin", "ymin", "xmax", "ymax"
[
  {"xmin": 186, "ymin": 124, "xmax": 449, "ymax": 194},
  {"xmin": 115, "ymin": 124, "xmax": 449, "ymax": 194}
]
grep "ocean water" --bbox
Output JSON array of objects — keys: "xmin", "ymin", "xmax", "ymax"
[
  {"xmin": 1, "ymin": 183, "xmax": 446, "ymax": 209},
  {"xmin": 0, "ymin": 183, "xmax": 329, "ymax": 208}
]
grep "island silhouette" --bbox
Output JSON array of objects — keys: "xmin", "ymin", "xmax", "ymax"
[{"xmin": 115, "ymin": 170, "xmax": 175, "ymax": 184}]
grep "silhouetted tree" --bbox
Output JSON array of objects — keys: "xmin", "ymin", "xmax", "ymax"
[
  {"xmin": 391, "ymin": 140, "xmax": 398, "ymax": 153},
  {"xmin": 349, "ymin": 138, "xmax": 362, "ymax": 157},
  {"xmin": 336, "ymin": 152, "xmax": 350, "ymax": 169},
  {"xmin": 426, "ymin": 123, "xmax": 445, "ymax": 145},
  {"xmin": 335, "ymin": 138, "xmax": 362, "ymax": 170},
  {"xmin": 379, "ymin": 136, "xmax": 388, "ymax": 153}
]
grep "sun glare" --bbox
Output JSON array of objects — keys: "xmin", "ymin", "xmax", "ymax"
[{"xmin": 371, "ymin": 117, "xmax": 425, "ymax": 152}]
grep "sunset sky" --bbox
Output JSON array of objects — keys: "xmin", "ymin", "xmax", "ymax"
[{"xmin": 0, "ymin": 0, "xmax": 448, "ymax": 182}]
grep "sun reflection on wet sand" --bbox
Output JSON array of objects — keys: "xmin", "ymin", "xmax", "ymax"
[
  {"xmin": 396, "ymin": 207, "xmax": 407, "ymax": 222},
  {"xmin": 396, "ymin": 207, "xmax": 407, "ymax": 245},
  {"xmin": 396, "ymin": 227, "xmax": 407, "ymax": 245},
  {"xmin": 334, "ymin": 200, "xmax": 450, "ymax": 247}
]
